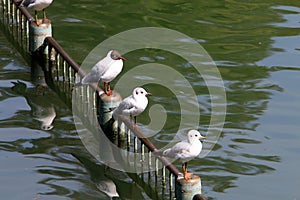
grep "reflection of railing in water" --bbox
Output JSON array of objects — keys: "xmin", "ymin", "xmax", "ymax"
[{"xmin": 1, "ymin": 1, "xmax": 205, "ymax": 199}]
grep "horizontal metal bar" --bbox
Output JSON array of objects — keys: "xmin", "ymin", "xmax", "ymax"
[
  {"xmin": 13, "ymin": 0, "xmax": 35, "ymax": 22},
  {"xmin": 44, "ymin": 37, "xmax": 104, "ymax": 94},
  {"xmin": 45, "ymin": 37, "xmax": 83, "ymax": 76}
]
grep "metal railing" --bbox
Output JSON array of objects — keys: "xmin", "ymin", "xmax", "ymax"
[
  {"xmin": 43, "ymin": 35, "xmax": 179, "ymax": 199},
  {"xmin": 0, "ymin": 1, "xmax": 187, "ymax": 199},
  {"xmin": 0, "ymin": 0, "xmax": 33, "ymax": 59}
]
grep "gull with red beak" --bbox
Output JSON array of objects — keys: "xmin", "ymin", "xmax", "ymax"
[
  {"xmin": 80, "ymin": 50, "xmax": 125, "ymax": 96},
  {"xmin": 163, "ymin": 129, "xmax": 206, "ymax": 180},
  {"xmin": 113, "ymin": 87, "xmax": 152, "ymax": 125},
  {"xmin": 20, "ymin": 0, "xmax": 53, "ymax": 25}
]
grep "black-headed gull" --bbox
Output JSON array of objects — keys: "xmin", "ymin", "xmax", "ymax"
[
  {"xmin": 20, "ymin": 0, "xmax": 53, "ymax": 25},
  {"xmin": 163, "ymin": 129, "xmax": 206, "ymax": 180},
  {"xmin": 113, "ymin": 87, "xmax": 151, "ymax": 125},
  {"xmin": 80, "ymin": 50, "xmax": 125, "ymax": 96}
]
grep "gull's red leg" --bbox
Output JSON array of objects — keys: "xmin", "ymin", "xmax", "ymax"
[
  {"xmin": 106, "ymin": 82, "xmax": 112, "ymax": 96},
  {"xmin": 103, "ymin": 82, "xmax": 107, "ymax": 93},
  {"xmin": 183, "ymin": 162, "xmax": 193, "ymax": 180},
  {"xmin": 107, "ymin": 82, "xmax": 111, "ymax": 91},
  {"xmin": 134, "ymin": 116, "xmax": 138, "ymax": 127}
]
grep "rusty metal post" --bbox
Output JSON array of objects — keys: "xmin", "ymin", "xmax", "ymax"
[
  {"xmin": 29, "ymin": 21, "xmax": 52, "ymax": 52},
  {"xmin": 176, "ymin": 175, "xmax": 203, "ymax": 200},
  {"xmin": 98, "ymin": 91, "xmax": 125, "ymax": 145},
  {"xmin": 97, "ymin": 90, "xmax": 129, "ymax": 167}
]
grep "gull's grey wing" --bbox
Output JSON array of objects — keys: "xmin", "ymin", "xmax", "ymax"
[
  {"xmin": 81, "ymin": 70, "xmax": 101, "ymax": 84},
  {"xmin": 114, "ymin": 96, "xmax": 137, "ymax": 115},
  {"xmin": 81, "ymin": 56, "xmax": 112, "ymax": 84},
  {"xmin": 20, "ymin": 0, "xmax": 35, "ymax": 7},
  {"xmin": 163, "ymin": 141, "xmax": 190, "ymax": 158}
]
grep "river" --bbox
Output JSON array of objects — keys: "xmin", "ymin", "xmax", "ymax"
[{"xmin": 0, "ymin": 1, "xmax": 300, "ymax": 199}]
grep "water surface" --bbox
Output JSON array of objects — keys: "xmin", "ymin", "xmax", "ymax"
[{"xmin": 1, "ymin": 1, "xmax": 300, "ymax": 199}]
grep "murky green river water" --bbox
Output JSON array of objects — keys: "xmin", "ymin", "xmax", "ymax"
[{"xmin": 1, "ymin": 1, "xmax": 300, "ymax": 199}]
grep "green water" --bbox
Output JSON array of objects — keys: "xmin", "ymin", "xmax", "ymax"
[{"xmin": 1, "ymin": 1, "xmax": 300, "ymax": 199}]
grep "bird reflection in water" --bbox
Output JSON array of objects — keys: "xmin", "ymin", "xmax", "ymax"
[{"xmin": 11, "ymin": 81, "xmax": 56, "ymax": 130}]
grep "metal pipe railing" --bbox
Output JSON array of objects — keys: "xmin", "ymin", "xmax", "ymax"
[
  {"xmin": 41, "ymin": 37, "xmax": 180, "ymax": 174},
  {"xmin": 0, "ymin": 0, "xmax": 33, "ymax": 58},
  {"xmin": 42, "ymin": 36, "xmax": 180, "ymax": 198},
  {"xmin": 44, "ymin": 37, "xmax": 84, "ymax": 77}
]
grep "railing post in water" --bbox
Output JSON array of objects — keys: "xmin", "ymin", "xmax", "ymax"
[
  {"xmin": 98, "ymin": 91, "xmax": 126, "ymax": 146},
  {"xmin": 176, "ymin": 175, "xmax": 205, "ymax": 200},
  {"xmin": 29, "ymin": 20, "xmax": 52, "ymax": 85}
]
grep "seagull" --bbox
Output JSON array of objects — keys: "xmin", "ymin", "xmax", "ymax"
[
  {"xmin": 113, "ymin": 87, "xmax": 151, "ymax": 125},
  {"xmin": 96, "ymin": 179, "xmax": 119, "ymax": 200},
  {"xmin": 80, "ymin": 50, "xmax": 125, "ymax": 96},
  {"xmin": 20, "ymin": 0, "xmax": 53, "ymax": 25},
  {"xmin": 162, "ymin": 130, "xmax": 206, "ymax": 180}
]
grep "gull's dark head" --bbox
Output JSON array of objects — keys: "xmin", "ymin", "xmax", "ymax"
[{"xmin": 110, "ymin": 50, "xmax": 126, "ymax": 61}]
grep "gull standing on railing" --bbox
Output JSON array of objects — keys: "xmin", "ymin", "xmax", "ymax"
[
  {"xmin": 20, "ymin": 0, "xmax": 53, "ymax": 25},
  {"xmin": 112, "ymin": 87, "xmax": 151, "ymax": 125},
  {"xmin": 163, "ymin": 129, "xmax": 206, "ymax": 180},
  {"xmin": 78, "ymin": 50, "xmax": 126, "ymax": 96}
]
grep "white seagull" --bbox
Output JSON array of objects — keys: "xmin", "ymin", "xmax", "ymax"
[
  {"xmin": 20, "ymin": 0, "xmax": 53, "ymax": 25},
  {"xmin": 80, "ymin": 50, "xmax": 125, "ymax": 96},
  {"xmin": 163, "ymin": 129, "xmax": 206, "ymax": 180},
  {"xmin": 113, "ymin": 87, "xmax": 151, "ymax": 125}
]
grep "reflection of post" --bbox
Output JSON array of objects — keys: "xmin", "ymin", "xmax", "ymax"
[
  {"xmin": 29, "ymin": 21, "xmax": 52, "ymax": 85},
  {"xmin": 97, "ymin": 90, "xmax": 127, "ymax": 167},
  {"xmin": 176, "ymin": 175, "xmax": 206, "ymax": 200}
]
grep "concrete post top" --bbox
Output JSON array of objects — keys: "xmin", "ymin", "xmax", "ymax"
[
  {"xmin": 31, "ymin": 19, "xmax": 52, "ymax": 28},
  {"xmin": 99, "ymin": 90, "xmax": 122, "ymax": 103},
  {"xmin": 177, "ymin": 174, "xmax": 201, "ymax": 184}
]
